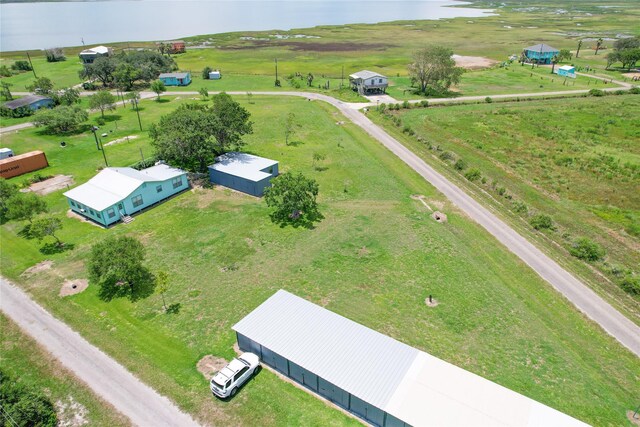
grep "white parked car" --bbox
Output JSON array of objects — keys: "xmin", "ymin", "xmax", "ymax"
[{"xmin": 210, "ymin": 352, "xmax": 260, "ymax": 398}]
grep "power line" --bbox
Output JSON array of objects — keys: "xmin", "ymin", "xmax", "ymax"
[{"xmin": 0, "ymin": 404, "xmax": 20, "ymax": 427}]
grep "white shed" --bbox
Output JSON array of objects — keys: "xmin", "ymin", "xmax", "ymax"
[
  {"xmin": 209, "ymin": 70, "xmax": 221, "ymax": 80},
  {"xmin": 0, "ymin": 148, "xmax": 14, "ymax": 160}
]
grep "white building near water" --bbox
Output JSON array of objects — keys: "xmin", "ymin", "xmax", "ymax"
[{"xmin": 234, "ymin": 290, "xmax": 590, "ymax": 427}]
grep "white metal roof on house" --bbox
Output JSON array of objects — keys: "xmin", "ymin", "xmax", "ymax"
[
  {"xmin": 558, "ymin": 65, "xmax": 575, "ymax": 71},
  {"xmin": 63, "ymin": 165, "xmax": 185, "ymax": 211},
  {"xmin": 159, "ymin": 72, "xmax": 190, "ymax": 79},
  {"xmin": 233, "ymin": 290, "xmax": 590, "ymax": 427},
  {"xmin": 209, "ymin": 152, "xmax": 278, "ymax": 182},
  {"xmin": 80, "ymin": 45, "xmax": 110, "ymax": 55},
  {"xmin": 524, "ymin": 43, "xmax": 559, "ymax": 53},
  {"xmin": 349, "ymin": 70, "xmax": 387, "ymax": 80}
]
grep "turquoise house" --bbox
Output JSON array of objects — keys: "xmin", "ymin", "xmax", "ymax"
[
  {"xmin": 158, "ymin": 72, "xmax": 191, "ymax": 86},
  {"xmin": 523, "ymin": 43, "xmax": 559, "ymax": 64},
  {"xmin": 63, "ymin": 164, "xmax": 188, "ymax": 227}
]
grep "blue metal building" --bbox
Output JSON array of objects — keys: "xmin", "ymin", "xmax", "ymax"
[
  {"xmin": 158, "ymin": 72, "xmax": 191, "ymax": 86},
  {"xmin": 3, "ymin": 95, "xmax": 54, "ymax": 112},
  {"xmin": 64, "ymin": 164, "xmax": 188, "ymax": 226},
  {"xmin": 523, "ymin": 43, "xmax": 559, "ymax": 64},
  {"xmin": 208, "ymin": 152, "xmax": 278, "ymax": 197}
]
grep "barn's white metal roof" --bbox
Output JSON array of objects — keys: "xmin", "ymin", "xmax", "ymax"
[
  {"xmin": 80, "ymin": 45, "xmax": 110, "ymax": 55},
  {"xmin": 209, "ymin": 152, "xmax": 278, "ymax": 182},
  {"xmin": 233, "ymin": 290, "xmax": 590, "ymax": 427},
  {"xmin": 63, "ymin": 165, "xmax": 185, "ymax": 211},
  {"xmin": 349, "ymin": 70, "xmax": 387, "ymax": 80},
  {"xmin": 558, "ymin": 65, "xmax": 575, "ymax": 71}
]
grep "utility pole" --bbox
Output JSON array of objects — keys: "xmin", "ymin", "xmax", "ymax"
[
  {"xmin": 274, "ymin": 58, "xmax": 279, "ymax": 87},
  {"xmin": 132, "ymin": 96, "xmax": 142, "ymax": 131},
  {"xmin": 341, "ymin": 65, "xmax": 344, "ymax": 89},
  {"xmin": 26, "ymin": 52, "xmax": 37, "ymax": 78},
  {"xmin": 91, "ymin": 126, "xmax": 101, "ymax": 150},
  {"xmin": 100, "ymin": 138, "xmax": 109, "ymax": 167}
]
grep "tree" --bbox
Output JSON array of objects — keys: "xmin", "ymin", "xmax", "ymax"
[
  {"xmin": 202, "ymin": 66, "xmax": 212, "ymax": 79},
  {"xmin": 199, "ymin": 87, "xmax": 209, "ymax": 100},
  {"xmin": 30, "ymin": 216, "xmax": 63, "ymax": 246},
  {"xmin": 284, "ymin": 112, "xmax": 299, "ymax": 146},
  {"xmin": 88, "ymin": 235, "xmax": 156, "ymax": 301},
  {"xmin": 209, "ymin": 93, "xmax": 253, "ymax": 153},
  {"xmin": 156, "ymin": 270, "xmax": 170, "ymax": 311},
  {"xmin": 595, "ymin": 38, "xmax": 603, "ymax": 55},
  {"xmin": 557, "ymin": 49, "xmax": 572, "ymax": 62},
  {"xmin": 575, "ymin": 40, "xmax": 583, "ymax": 58},
  {"xmin": 6, "ymin": 192, "xmax": 47, "ymax": 223},
  {"xmin": 11, "ymin": 60, "xmax": 32, "ymax": 72},
  {"xmin": 312, "ymin": 152, "xmax": 326, "ymax": 170},
  {"xmin": 307, "ymin": 72, "xmax": 314, "ymax": 87},
  {"xmin": 26, "ymin": 77, "xmax": 54, "ymax": 95},
  {"xmin": 114, "ymin": 62, "xmax": 141, "ymax": 91},
  {"xmin": 89, "ymin": 90, "xmax": 117, "ymax": 118},
  {"xmin": 550, "ymin": 54, "xmax": 559, "ymax": 74},
  {"xmin": 33, "ymin": 105, "xmax": 88, "ymax": 133},
  {"xmin": 79, "ymin": 56, "xmax": 117, "ymax": 87},
  {"xmin": 45, "ymin": 47, "xmax": 66, "ymax": 62},
  {"xmin": 264, "ymin": 172, "xmax": 322, "ymax": 228},
  {"xmin": 57, "ymin": 87, "xmax": 81, "ymax": 106},
  {"xmin": 150, "ymin": 80, "xmax": 166, "ymax": 100},
  {"xmin": 0, "ymin": 369, "xmax": 57, "ymax": 427},
  {"xmin": 408, "ymin": 46, "xmax": 463, "ymax": 94},
  {"xmin": 127, "ymin": 90, "xmax": 140, "ymax": 109},
  {"xmin": 613, "ymin": 36, "xmax": 640, "ymax": 51},
  {"xmin": 0, "ymin": 81, "xmax": 13, "ymax": 101},
  {"xmin": 0, "ymin": 178, "xmax": 19, "ymax": 224}
]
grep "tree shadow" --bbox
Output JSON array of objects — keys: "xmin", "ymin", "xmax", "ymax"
[
  {"xmin": 98, "ymin": 267, "xmax": 156, "ymax": 302},
  {"xmin": 156, "ymin": 98, "xmax": 171, "ymax": 103},
  {"xmin": 35, "ymin": 124, "xmax": 92, "ymax": 137},
  {"xmin": 18, "ymin": 224, "xmax": 35, "ymax": 240},
  {"xmin": 287, "ymin": 140, "xmax": 304, "ymax": 147},
  {"xmin": 271, "ymin": 211, "xmax": 324, "ymax": 230},
  {"xmin": 314, "ymin": 166, "xmax": 329, "ymax": 172},
  {"xmin": 101, "ymin": 114, "xmax": 122, "ymax": 123},
  {"xmin": 166, "ymin": 303, "xmax": 181, "ymax": 314},
  {"xmin": 39, "ymin": 242, "xmax": 74, "ymax": 254}
]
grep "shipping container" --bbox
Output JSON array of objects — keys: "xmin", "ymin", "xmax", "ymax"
[{"xmin": 0, "ymin": 151, "xmax": 49, "ymax": 179}]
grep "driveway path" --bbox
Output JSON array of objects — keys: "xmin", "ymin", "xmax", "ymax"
[{"xmin": 0, "ymin": 277, "xmax": 201, "ymax": 427}]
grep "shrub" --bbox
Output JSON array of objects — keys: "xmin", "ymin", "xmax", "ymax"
[
  {"xmin": 485, "ymin": 96, "xmax": 493, "ymax": 103},
  {"xmin": 11, "ymin": 60, "xmax": 32, "ymax": 71},
  {"xmin": 569, "ymin": 237, "xmax": 605, "ymax": 261},
  {"xmin": 420, "ymin": 100, "xmax": 429, "ymax": 108},
  {"xmin": 512, "ymin": 201, "xmax": 528, "ymax": 214},
  {"xmin": 588, "ymin": 88, "xmax": 605, "ymax": 97},
  {"xmin": 530, "ymin": 214, "xmax": 554, "ymax": 230},
  {"xmin": 454, "ymin": 159, "xmax": 467, "ymax": 171},
  {"xmin": 402, "ymin": 100, "xmax": 411, "ymax": 109},
  {"xmin": 0, "ymin": 65, "xmax": 12, "ymax": 77},
  {"xmin": 82, "ymin": 81, "xmax": 97, "ymax": 91},
  {"xmin": 45, "ymin": 48, "xmax": 66, "ymax": 62},
  {"xmin": 464, "ymin": 168, "xmax": 482, "ymax": 181},
  {"xmin": 202, "ymin": 66, "xmax": 212, "ymax": 79},
  {"xmin": 496, "ymin": 186, "xmax": 506, "ymax": 196},
  {"xmin": 630, "ymin": 86, "xmax": 640, "ymax": 94},
  {"xmin": 439, "ymin": 151, "xmax": 455, "ymax": 162},
  {"xmin": 619, "ymin": 276, "xmax": 640, "ymax": 295}
]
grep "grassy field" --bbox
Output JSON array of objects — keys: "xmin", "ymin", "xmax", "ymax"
[
  {"xmin": 1, "ymin": 95, "xmax": 639, "ymax": 426},
  {"xmin": 0, "ymin": 314, "xmax": 131, "ymax": 427},
  {"xmin": 369, "ymin": 94, "xmax": 640, "ymax": 323},
  {"xmin": 1, "ymin": 0, "xmax": 638, "ymax": 102}
]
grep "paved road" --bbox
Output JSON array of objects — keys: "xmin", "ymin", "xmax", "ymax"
[{"xmin": 0, "ymin": 277, "xmax": 201, "ymax": 427}]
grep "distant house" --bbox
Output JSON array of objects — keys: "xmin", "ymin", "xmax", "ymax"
[
  {"xmin": 3, "ymin": 95, "xmax": 54, "ymax": 112},
  {"xmin": 63, "ymin": 164, "xmax": 188, "ymax": 226},
  {"xmin": 349, "ymin": 70, "xmax": 388, "ymax": 94},
  {"xmin": 166, "ymin": 40, "xmax": 186, "ymax": 54},
  {"xmin": 158, "ymin": 72, "xmax": 191, "ymax": 86},
  {"xmin": 0, "ymin": 148, "xmax": 14, "ymax": 160},
  {"xmin": 79, "ymin": 46, "xmax": 113, "ymax": 64},
  {"xmin": 557, "ymin": 65, "xmax": 576, "ymax": 78},
  {"xmin": 208, "ymin": 70, "xmax": 222, "ymax": 80},
  {"xmin": 523, "ymin": 43, "xmax": 559, "ymax": 64},
  {"xmin": 208, "ymin": 152, "xmax": 278, "ymax": 197}
]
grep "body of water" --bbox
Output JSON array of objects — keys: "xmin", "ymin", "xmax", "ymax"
[{"xmin": 0, "ymin": 0, "xmax": 493, "ymax": 52}]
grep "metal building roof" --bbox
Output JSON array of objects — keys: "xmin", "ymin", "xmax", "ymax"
[
  {"xmin": 349, "ymin": 70, "xmax": 387, "ymax": 80},
  {"xmin": 524, "ymin": 43, "xmax": 559, "ymax": 53},
  {"xmin": 80, "ymin": 45, "xmax": 111, "ymax": 55},
  {"xmin": 63, "ymin": 165, "xmax": 185, "ymax": 211},
  {"xmin": 159, "ymin": 72, "xmax": 190, "ymax": 79},
  {"xmin": 3, "ymin": 95, "xmax": 51, "ymax": 110},
  {"xmin": 233, "ymin": 290, "xmax": 419, "ymax": 410},
  {"xmin": 209, "ymin": 152, "xmax": 278, "ymax": 182},
  {"xmin": 234, "ymin": 290, "xmax": 590, "ymax": 427}
]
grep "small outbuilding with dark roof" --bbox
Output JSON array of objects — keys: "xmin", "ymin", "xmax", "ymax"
[
  {"xmin": 3, "ymin": 95, "xmax": 54, "ymax": 111},
  {"xmin": 208, "ymin": 152, "xmax": 278, "ymax": 197}
]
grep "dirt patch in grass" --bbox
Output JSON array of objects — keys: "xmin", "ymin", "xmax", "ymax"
[
  {"xmin": 197, "ymin": 355, "xmax": 228, "ymax": 379},
  {"xmin": 103, "ymin": 135, "xmax": 138, "ymax": 147},
  {"xmin": 22, "ymin": 260, "xmax": 53, "ymax": 276},
  {"xmin": 28, "ymin": 175, "xmax": 74, "ymax": 195},
  {"xmin": 425, "ymin": 296, "xmax": 439, "ymax": 307},
  {"xmin": 66, "ymin": 210, "xmax": 103, "ymax": 228},
  {"xmin": 432, "ymin": 211, "xmax": 448, "ymax": 223},
  {"xmin": 452, "ymin": 54, "xmax": 498, "ymax": 69},
  {"xmin": 627, "ymin": 411, "xmax": 640, "ymax": 426},
  {"xmin": 59, "ymin": 279, "xmax": 88, "ymax": 297},
  {"xmin": 56, "ymin": 395, "xmax": 88, "ymax": 427}
]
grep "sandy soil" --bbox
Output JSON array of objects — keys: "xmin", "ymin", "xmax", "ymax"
[
  {"xmin": 22, "ymin": 260, "xmax": 53, "ymax": 276},
  {"xmin": 60, "ymin": 279, "xmax": 89, "ymax": 297},
  {"xmin": 425, "ymin": 297, "xmax": 439, "ymax": 307},
  {"xmin": 196, "ymin": 355, "xmax": 228, "ymax": 379},
  {"xmin": 104, "ymin": 135, "xmax": 138, "ymax": 147},
  {"xmin": 66, "ymin": 210, "xmax": 104, "ymax": 228},
  {"xmin": 28, "ymin": 175, "xmax": 74, "ymax": 195},
  {"xmin": 452, "ymin": 54, "xmax": 499, "ymax": 69},
  {"xmin": 432, "ymin": 211, "xmax": 448, "ymax": 223},
  {"xmin": 56, "ymin": 396, "xmax": 88, "ymax": 427}
]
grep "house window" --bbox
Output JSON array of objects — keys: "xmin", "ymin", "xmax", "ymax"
[
  {"xmin": 70, "ymin": 200, "xmax": 75, "ymax": 207},
  {"xmin": 379, "ymin": 79, "xmax": 383, "ymax": 84},
  {"xmin": 107, "ymin": 208, "xmax": 116, "ymax": 218},
  {"xmin": 172, "ymin": 176, "xmax": 182, "ymax": 189},
  {"xmin": 89, "ymin": 209, "xmax": 95, "ymax": 216},
  {"xmin": 97, "ymin": 212, "xmax": 102, "ymax": 218},
  {"xmin": 132, "ymin": 195, "xmax": 143, "ymax": 208},
  {"xmin": 156, "ymin": 185, "xmax": 163, "ymax": 193}
]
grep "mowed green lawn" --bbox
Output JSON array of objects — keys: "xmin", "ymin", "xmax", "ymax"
[
  {"xmin": 1, "ymin": 95, "xmax": 638, "ymax": 426},
  {"xmin": 0, "ymin": 314, "xmax": 131, "ymax": 426},
  {"xmin": 370, "ymin": 95, "xmax": 640, "ymax": 324}
]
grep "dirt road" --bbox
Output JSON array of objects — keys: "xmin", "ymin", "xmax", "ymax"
[{"xmin": 0, "ymin": 277, "xmax": 201, "ymax": 427}]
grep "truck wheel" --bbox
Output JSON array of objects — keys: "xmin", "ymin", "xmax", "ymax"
[{"xmin": 230, "ymin": 387, "xmax": 238, "ymax": 397}]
